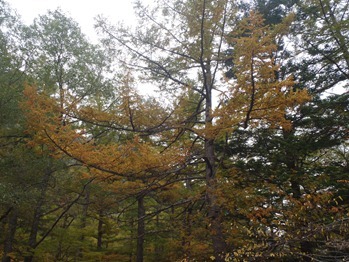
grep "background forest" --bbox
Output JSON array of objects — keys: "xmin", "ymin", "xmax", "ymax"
[{"xmin": 0, "ymin": 0, "xmax": 348, "ymax": 261}]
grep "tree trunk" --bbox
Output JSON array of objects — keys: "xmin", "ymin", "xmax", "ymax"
[
  {"xmin": 24, "ymin": 168, "xmax": 51, "ymax": 262},
  {"xmin": 205, "ymin": 139, "xmax": 227, "ymax": 261},
  {"xmin": 0, "ymin": 207, "xmax": 13, "ymax": 223},
  {"xmin": 129, "ymin": 218, "xmax": 135, "ymax": 262},
  {"xmin": 77, "ymin": 188, "xmax": 90, "ymax": 258},
  {"xmin": 154, "ymin": 212, "xmax": 163, "ymax": 260},
  {"xmin": 136, "ymin": 195, "xmax": 145, "ymax": 262},
  {"xmin": 204, "ymin": 62, "xmax": 227, "ymax": 261},
  {"xmin": 2, "ymin": 209, "xmax": 17, "ymax": 262},
  {"xmin": 97, "ymin": 210, "xmax": 104, "ymax": 250},
  {"xmin": 80, "ymin": 189, "xmax": 90, "ymax": 240},
  {"xmin": 182, "ymin": 202, "xmax": 193, "ymax": 260}
]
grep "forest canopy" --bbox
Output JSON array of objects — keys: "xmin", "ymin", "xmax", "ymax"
[{"xmin": 0, "ymin": 0, "xmax": 348, "ymax": 261}]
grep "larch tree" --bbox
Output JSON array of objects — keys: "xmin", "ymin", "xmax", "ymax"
[
  {"xmin": 95, "ymin": 1, "xmax": 237, "ymax": 259},
  {"xmin": 94, "ymin": 0, "xmax": 309, "ymax": 260},
  {"xmin": 22, "ymin": 70, "xmax": 188, "ymax": 261}
]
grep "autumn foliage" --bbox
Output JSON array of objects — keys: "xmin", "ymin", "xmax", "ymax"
[{"xmin": 1, "ymin": 0, "xmax": 348, "ymax": 262}]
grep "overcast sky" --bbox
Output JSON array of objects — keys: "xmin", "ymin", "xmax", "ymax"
[{"xmin": 9, "ymin": 0, "xmax": 136, "ymax": 41}]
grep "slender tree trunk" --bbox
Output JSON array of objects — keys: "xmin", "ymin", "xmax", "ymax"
[
  {"xmin": 77, "ymin": 188, "xmax": 90, "ymax": 259},
  {"xmin": 182, "ymin": 178, "xmax": 193, "ymax": 259},
  {"xmin": 97, "ymin": 210, "xmax": 104, "ymax": 250},
  {"xmin": 129, "ymin": 218, "xmax": 135, "ymax": 262},
  {"xmin": 136, "ymin": 195, "xmax": 145, "ymax": 262},
  {"xmin": 24, "ymin": 169, "xmax": 51, "ymax": 262},
  {"xmin": 0, "ymin": 207, "xmax": 13, "ymax": 223},
  {"xmin": 154, "ymin": 212, "xmax": 163, "ymax": 260},
  {"xmin": 205, "ymin": 139, "xmax": 227, "ymax": 261},
  {"xmin": 80, "ymin": 189, "xmax": 90, "ymax": 239},
  {"xmin": 2, "ymin": 209, "xmax": 17, "ymax": 262},
  {"xmin": 204, "ymin": 63, "xmax": 227, "ymax": 261},
  {"xmin": 182, "ymin": 203, "xmax": 193, "ymax": 260}
]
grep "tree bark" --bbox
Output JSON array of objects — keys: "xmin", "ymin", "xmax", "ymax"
[
  {"xmin": 203, "ymin": 60, "xmax": 227, "ymax": 260},
  {"xmin": 24, "ymin": 168, "xmax": 51, "ymax": 262},
  {"xmin": 205, "ymin": 139, "xmax": 227, "ymax": 261},
  {"xmin": 0, "ymin": 207, "xmax": 13, "ymax": 223},
  {"xmin": 136, "ymin": 195, "xmax": 145, "ymax": 262},
  {"xmin": 97, "ymin": 210, "xmax": 104, "ymax": 250},
  {"xmin": 182, "ymin": 202, "xmax": 193, "ymax": 259},
  {"xmin": 77, "ymin": 188, "xmax": 90, "ymax": 258},
  {"xmin": 2, "ymin": 209, "xmax": 17, "ymax": 262}
]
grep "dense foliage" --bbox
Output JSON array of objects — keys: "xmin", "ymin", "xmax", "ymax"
[{"xmin": 0, "ymin": 0, "xmax": 348, "ymax": 261}]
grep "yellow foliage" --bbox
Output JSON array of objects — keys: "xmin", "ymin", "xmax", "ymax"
[
  {"xmin": 217, "ymin": 11, "xmax": 310, "ymax": 133},
  {"xmin": 22, "ymin": 86, "xmax": 187, "ymax": 190}
]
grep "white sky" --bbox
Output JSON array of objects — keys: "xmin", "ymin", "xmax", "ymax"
[{"xmin": 9, "ymin": 0, "xmax": 137, "ymax": 41}]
